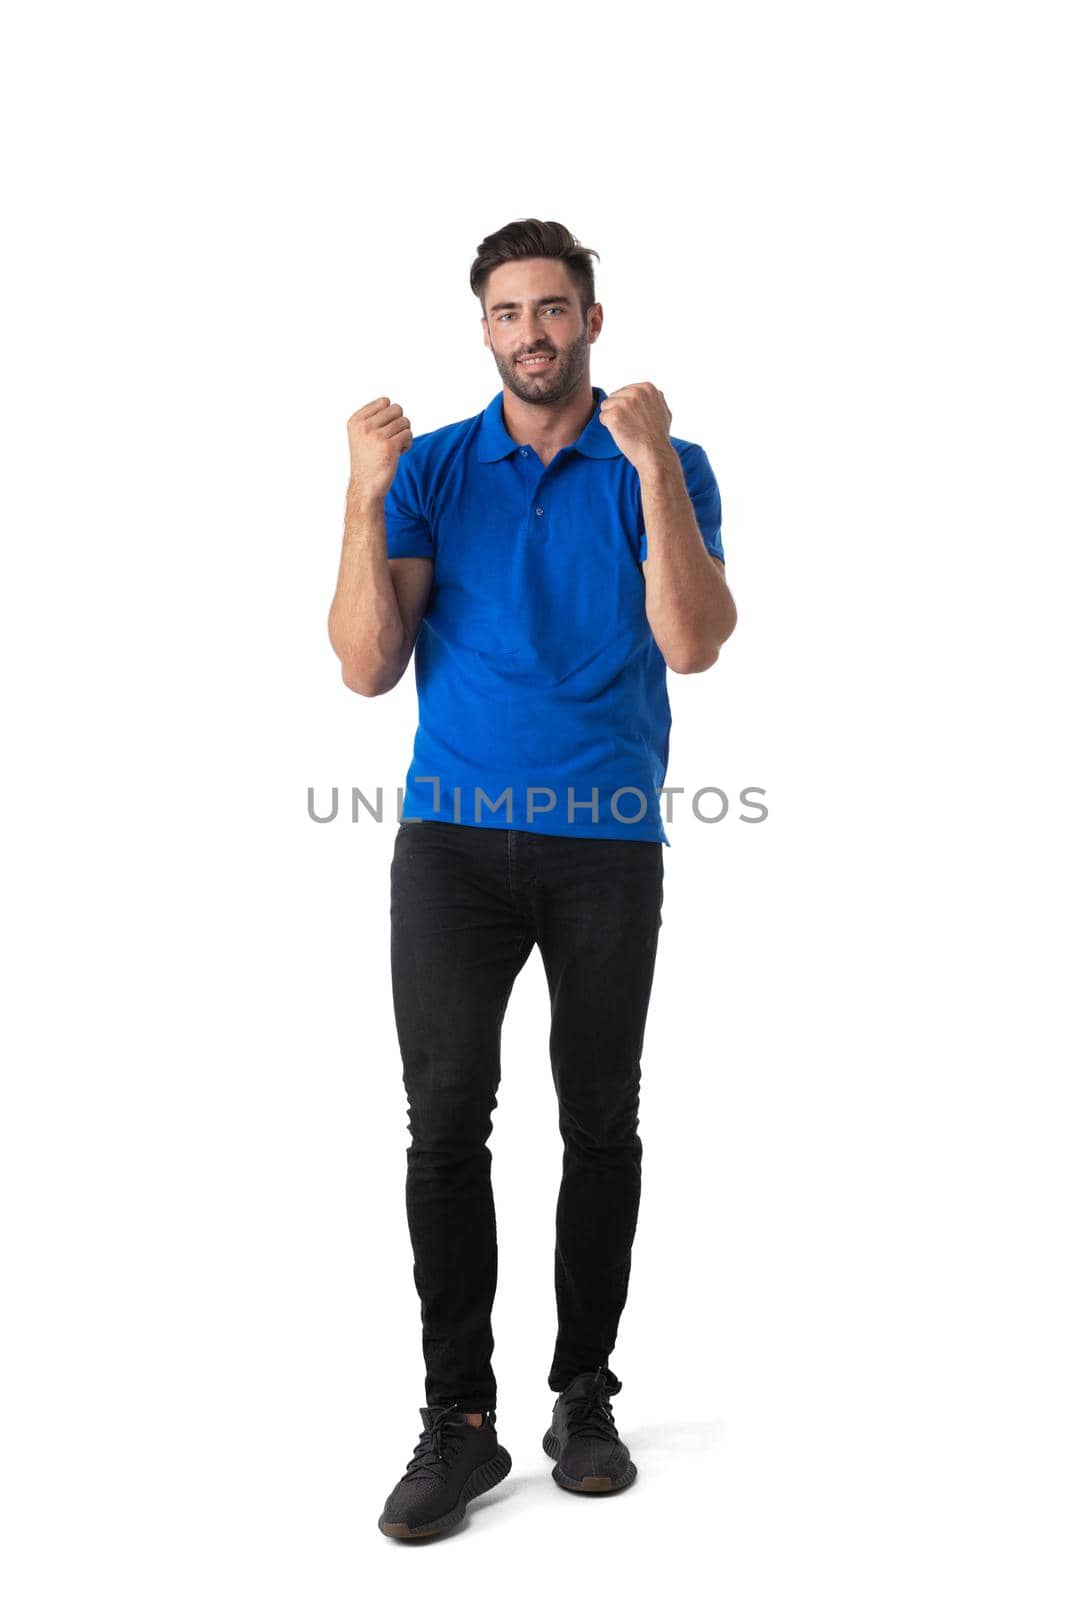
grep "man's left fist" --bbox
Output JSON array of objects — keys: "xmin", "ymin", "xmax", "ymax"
[{"xmin": 597, "ymin": 382, "xmax": 673, "ymax": 471}]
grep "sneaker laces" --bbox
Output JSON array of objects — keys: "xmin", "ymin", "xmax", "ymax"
[
  {"xmin": 563, "ymin": 1368, "xmax": 621, "ymax": 1443},
  {"xmin": 401, "ymin": 1403, "xmax": 492, "ymax": 1484}
]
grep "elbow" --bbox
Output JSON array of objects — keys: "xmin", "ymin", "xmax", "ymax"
[
  {"xmin": 341, "ymin": 660, "xmax": 398, "ymax": 697},
  {"xmin": 669, "ymin": 639, "xmax": 721, "ymax": 674},
  {"xmin": 663, "ymin": 595, "xmax": 737, "ymax": 674},
  {"xmin": 329, "ymin": 624, "xmax": 402, "ymax": 697}
]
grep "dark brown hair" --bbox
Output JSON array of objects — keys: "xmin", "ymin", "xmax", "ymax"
[{"xmin": 470, "ymin": 218, "xmax": 600, "ymax": 317}]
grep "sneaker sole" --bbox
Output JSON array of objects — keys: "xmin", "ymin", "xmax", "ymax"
[
  {"xmin": 542, "ymin": 1428, "xmax": 638, "ymax": 1492},
  {"xmin": 378, "ymin": 1445, "xmax": 512, "ymax": 1539}
]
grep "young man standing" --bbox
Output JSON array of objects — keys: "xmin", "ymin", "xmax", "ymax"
[{"xmin": 328, "ymin": 219, "xmax": 736, "ymax": 1539}]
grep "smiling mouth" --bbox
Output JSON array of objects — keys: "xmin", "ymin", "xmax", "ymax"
[{"xmin": 517, "ymin": 354, "xmax": 555, "ymax": 368}]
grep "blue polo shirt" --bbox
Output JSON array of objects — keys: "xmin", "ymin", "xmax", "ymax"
[{"xmin": 383, "ymin": 384, "xmax": 724, "ymax": 845}]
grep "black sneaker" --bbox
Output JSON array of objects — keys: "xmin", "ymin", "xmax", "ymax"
[
  {"xmin": 542, "ymin": 1367, "xmax": 638, "ymax": 1493},
  {"xmin": 378, "ymin": 1402, "xmax": 512, "ymax": 1539}
]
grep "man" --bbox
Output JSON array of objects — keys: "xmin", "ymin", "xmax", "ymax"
[{"xmin": 328, "ymin": 219, "xmax": 736, "ymax": 1539}]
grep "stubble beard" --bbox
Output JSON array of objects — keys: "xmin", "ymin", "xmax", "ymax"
[{"xmin": 494, "ymin": 325, "xmax": 590, "ymax": 406}]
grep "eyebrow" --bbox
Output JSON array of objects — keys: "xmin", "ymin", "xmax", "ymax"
[{"xmin": 487, "ymin": 294, "xmax": 572, "ymax": 313}]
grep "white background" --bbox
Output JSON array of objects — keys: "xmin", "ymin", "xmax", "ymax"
[{"xmin": 2, "ymin": 1, "xmax": 1064, "ymax": 1594}]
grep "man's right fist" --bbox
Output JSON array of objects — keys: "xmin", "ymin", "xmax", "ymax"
[{"xmin": 347, "ymin": 397, "xmax": 413, "ymax": 499}]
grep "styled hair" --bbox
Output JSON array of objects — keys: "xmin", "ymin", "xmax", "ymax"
[{"xmin": 470, "ymin": 218, "xmax": 600, "ymax": 317}]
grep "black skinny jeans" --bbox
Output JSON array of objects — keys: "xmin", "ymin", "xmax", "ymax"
[{"xmin": 389, "ymin": 818, "xmax": 664, "ymax": 1412}]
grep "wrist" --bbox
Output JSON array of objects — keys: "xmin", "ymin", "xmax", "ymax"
[
  {"xmin": 635, "ymin": 445, "xmax": 682, "ymax": 483},
  {"xmin": 347, "ymin": 478, "xmax": 387, "ymax": 512}
]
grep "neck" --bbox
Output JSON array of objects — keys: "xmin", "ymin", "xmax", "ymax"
[{"xmin": 501, "ymin": 378, "xmax": 597, "ymax": 456}]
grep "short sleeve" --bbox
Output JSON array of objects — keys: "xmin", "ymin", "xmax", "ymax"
[
  {"xmin": 383, "ymin": 447, "xmax": 434, "ymax": 559},
  {"xmin": 639, "ymin": 443, "xmax": 724, "ymax": 564}
]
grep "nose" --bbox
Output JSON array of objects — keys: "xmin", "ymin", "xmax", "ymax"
[{"xmin": 517, "ymin": 312, "xmax": 550, "ymax": 348}]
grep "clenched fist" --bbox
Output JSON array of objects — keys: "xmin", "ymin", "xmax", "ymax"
[
  {"xmin": 347, "ymin": 397, "xmax": 413, "ymax": 500},
  {"xmin": 597, "ymin": 382, "xmax": 673, "ymax": 473}
]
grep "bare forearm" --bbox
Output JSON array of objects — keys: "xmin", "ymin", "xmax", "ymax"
[
  {"xmin": 639, "ymin": 450, "xmax": 737, "ymax": 672},
  {"xmin": 328, "ymin": 485, "xmax": 406, "ymax": 694}
]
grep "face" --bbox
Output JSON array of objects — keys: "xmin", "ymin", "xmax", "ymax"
[{"xmin": 481, "ymin": 257, "xmax": 602, "ymax": 405}]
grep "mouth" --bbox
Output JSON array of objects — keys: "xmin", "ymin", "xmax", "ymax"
[{"xmin": 516, "ymin": 354, "xmax": 556, "ymax": 371}]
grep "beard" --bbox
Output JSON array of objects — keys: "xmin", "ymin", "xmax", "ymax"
[{"xmin": 491, "ymin": 323, "xmax": 590, "ymax": 405}]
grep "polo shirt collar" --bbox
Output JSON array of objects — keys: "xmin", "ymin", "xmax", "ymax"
[{"xmin": 476, "ymin": 384, "xmax": 620, "ymax": 462}]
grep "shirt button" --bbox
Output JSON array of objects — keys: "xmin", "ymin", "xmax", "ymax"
[
  {"xmin": 535, "ymin": 505, "xmax": 544, "ymax": 516},
  {"xmin": 520, "ymin": 449, "xmax": 528, "ymax": 457}
]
